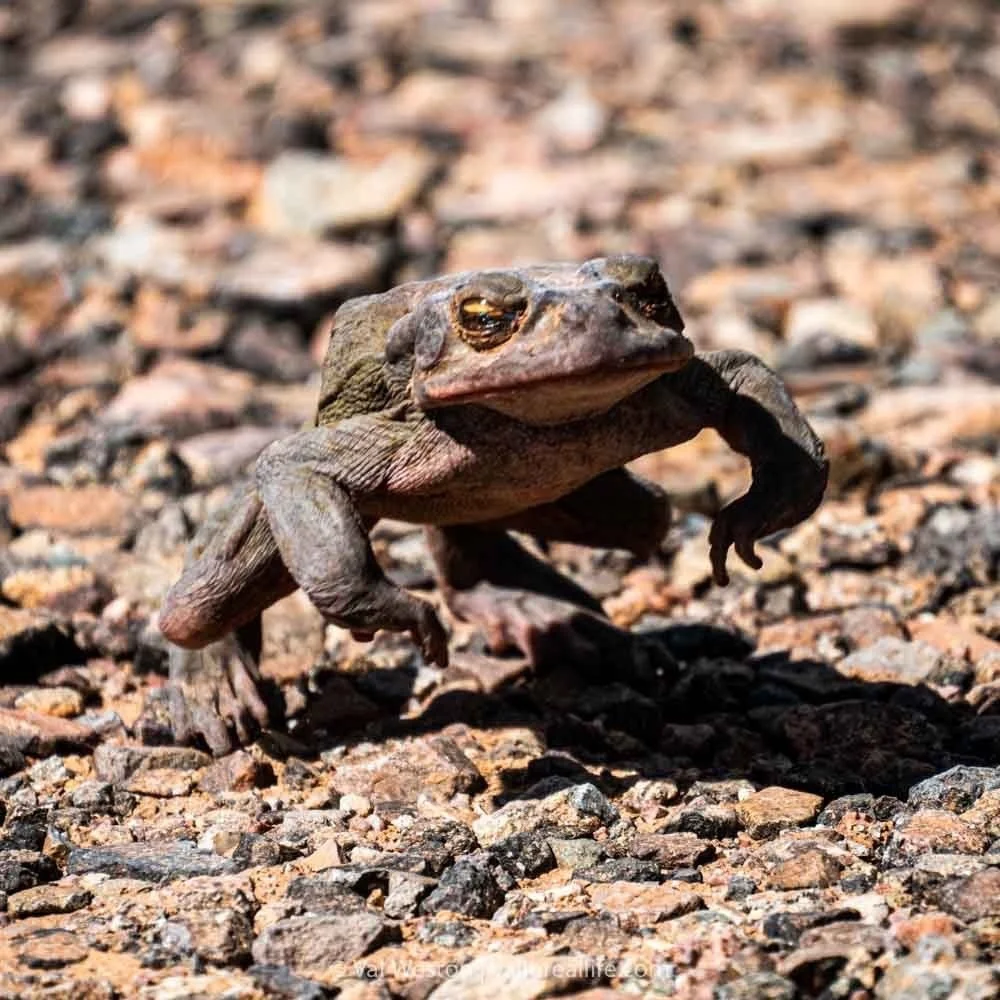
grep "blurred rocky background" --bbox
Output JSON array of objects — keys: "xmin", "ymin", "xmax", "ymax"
[{"xmin": 0, "ymin": 0, "xmax": 998, "ymax": 997}]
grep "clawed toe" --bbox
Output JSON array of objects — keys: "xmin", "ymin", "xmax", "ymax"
[
  {"xmin": 163, "ymin": 641, "xmax": 276, "ymax": 756},
  {"xmin": 446, "ymin": 584, "xmax": 641, "ymax": 676}
]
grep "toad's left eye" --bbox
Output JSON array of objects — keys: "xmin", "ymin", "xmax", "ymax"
[{"xmin": 456, "ymin": 297, "xmax": 525, "ymax": 348}]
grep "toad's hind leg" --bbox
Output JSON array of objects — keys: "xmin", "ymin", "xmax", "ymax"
[
  {"xmin": 426, "ymin": 468, "xmax": 672, "ymax": 675},
  {"xmin": 158, "ymin": 484, "xmax": 296, "ymax": 754}
]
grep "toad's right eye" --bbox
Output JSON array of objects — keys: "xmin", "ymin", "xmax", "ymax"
[{"xmin": 456, "ymin": 297, "xmax": 525, "ymax": 348}]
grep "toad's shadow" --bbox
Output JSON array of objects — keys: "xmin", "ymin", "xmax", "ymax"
[{"xmin": 302, "ymin": 621, "xmax": 995, "ymax": 804}]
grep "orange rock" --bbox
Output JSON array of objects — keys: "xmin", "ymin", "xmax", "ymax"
[
  {"xmin": 892, "ymin": 911, "xmax": 960, "ymax": 950},
  {"xmin": 6, "ymin": 484, "xmax": 133, "ymax": 535}
]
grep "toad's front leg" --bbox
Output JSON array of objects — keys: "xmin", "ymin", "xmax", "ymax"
[
  {"xmin": 254, "ymin": 426, "xmax": 449, "ymax": 667},
  {"xmin": 667, "ymin": 350, "xmax": 829, "ymax": 584},
  {"xmin": 159, "ymin": 483, "xmax": 294, "ymax": 754}
]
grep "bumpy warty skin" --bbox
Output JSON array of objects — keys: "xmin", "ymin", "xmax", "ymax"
[{"xmin": 158, "ymin": 254, "xmax": 828, "ymax": 753}]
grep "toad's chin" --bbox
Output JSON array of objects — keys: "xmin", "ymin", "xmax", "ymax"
[{"xmin": 419, "ymin": 360, "xmax": 687, "ymax": 426}]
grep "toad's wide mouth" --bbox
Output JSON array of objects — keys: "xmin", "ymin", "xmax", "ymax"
[{"xmin": 416, "ymin": 346, "xmax": 692, "ymax": 425}]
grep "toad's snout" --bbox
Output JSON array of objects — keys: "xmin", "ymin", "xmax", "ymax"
[{"xmin": 561, "ymin": 292, "xmax": 693, "ymax": 373}]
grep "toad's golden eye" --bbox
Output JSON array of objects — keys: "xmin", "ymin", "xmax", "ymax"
[{"xmin": 455, "ymin": 297, "xmax": 525, "ymax": 348}]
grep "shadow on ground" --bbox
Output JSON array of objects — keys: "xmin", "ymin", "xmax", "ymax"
[{"xmin": 287, "ymin": 620, "xmax": 994, "ymax": 805}]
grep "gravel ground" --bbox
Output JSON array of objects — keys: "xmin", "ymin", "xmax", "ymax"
[{"xmin": 0, "ymin": 1, "xmax": 999, "ymax": 997}]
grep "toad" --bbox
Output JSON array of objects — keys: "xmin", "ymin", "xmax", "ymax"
[{"xmin": 159, "ymin": 255, "xmax": 828, "ymax": 753}]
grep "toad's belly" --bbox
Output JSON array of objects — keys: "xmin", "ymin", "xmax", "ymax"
[{"xmin": 368, "ymin": 459, "xmax": 607, "ymax": 524}]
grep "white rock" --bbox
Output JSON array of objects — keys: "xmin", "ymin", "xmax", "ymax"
[
  {"xmin": 255, "ymin": 150, "xmax": 434, "ymax": 235},
  {"xmin": 785, "ymin": 298, "xmax": 878, "ymax": 350}
]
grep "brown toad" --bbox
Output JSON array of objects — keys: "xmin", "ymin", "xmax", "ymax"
[{"xmin": 159, "ymin": 255, "xmax": 828, "ymax": 752}]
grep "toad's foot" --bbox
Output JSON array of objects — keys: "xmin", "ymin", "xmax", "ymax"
[
  {"xmin": 167, "ymin": 637, "xmax": 276, "ymax": 756},
  {"xmin": 447, "ymin": 582, "xmax": 674, "ymax": 689},
  {"xmin": 427, "ymin": 507, "xmax": 674, "ymax": 686}
]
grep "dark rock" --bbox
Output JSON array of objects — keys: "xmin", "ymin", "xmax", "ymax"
[
  {"xmin": 0, "ymin": 609, "xmax": 85, "ymax": 685},
  {"xmin": 665, "ymin": 867, "xmax": 703, "ymax": 883},
  {"xmin": 285, "ymin": 877, "xmax": 368, "ymax": 914},
  {"xmin": 0, "ymin": 850, "xmax": 61, "ymax": 894},
  {"xmin": 67, "ymin": 841, "xmax": 243, "ymax": 882},
  {"xmin": 51, "ymin": 116, "xmax": 127, "ymax": 165},
  {"xmin": 817, "ymin": 793, "xmax": 905, "ymax": 825},
  {"xmin": 725, "ymin": 875, "xmax": 758, "ymax": 900},
  {"xmin": 249, "ymin": 965, "xmax": 336, "ymax": 1000},
  {"xmin": 840, "ymin": 873, "xmax": 875, "ymax": 893},
  {"xmin": 660, "ymin": 721, "xmax": 718, "ymax": 758},
  {"xmin": 416, "ymin": 919, "xmax": 477, "ymax": 948},
  {"xmin": 233, "ymin": 833, "xmax": 294, "ymax": 868},
  {"xmin": 0, "ymin": 386, "xmax": 35, "ymax": 444},
  {"xmin": 0, "ymin": 174, "xmax": 38, "ymax": 242},
  {"xmin": 0, "ymin": 336, "xmax": 34, "ymax": 384},
  {"xmin": 287, "ymin": 853, "xmax": 428, "ymax": 900},
  {"xmin": 68, "ymin": 780, "xmax": 116, "ymax": 812},
  {"xmin": 573, "ymin": 857, "xmax": 662, "ymax": 883},
  {"xmin": 908, "ymin": 766, "xmax": 1000, "ymax": 813},
  {"xmin": 646, "ymin": 622, "xmax": 754, "ymax": 662},
  {"xmin": 667, "ymin": 659, "xmax": 756, "ymax": 716},
  {"xmin": 907, "ymin": 507, "xmax": 1000, "ymax": 602},
  {"xmin": 958, "ymin": 715, "xmax": 1000, "ymax": 759},
  {"xmin": 489, "ymin": 830, "xmax": 557, "ymax": 880},
  {"xmin": 282, "ymin": 758, "xmax": 318, "ymax": 788},
  {"xmin": 752, "ymin": 655, "xmax": 862, "ymax": 702},
  {"xmin": 395, "ymin": 818, "xmax": 479, "ymax": 876},
  {"xmin": 302, "ymin": 674, "xmax": 382, "ymax": 736},
  {"xmin": 816, "ymin": 793, "xmax": 876, "ymax": 826},
  {"xmin": 351, "ymin": 660, "xmax": 422, "ymax": 705},
  {"xmin": 762, "ymin": 909, "xmax": 859, "ymax": 946},
  {"xmin": 663, "ymin": 804, "xmax": 740, "ymax": 839},
  {"xmin": 774, "ymin": 700, "xmax": 945, "ymax": 796},
  {"xmin": 420, "ymin": 856, "xmax": 505, "ymax": 918},
  {"xmin": 0, "ymin": 748, "xmax": 26, "ymax": 781},
  {"xmin": 573, "ymin": 683, "xmax": 663, "ymax": 745},
  {"xmin": 0, "ymin": 812, "xmax": 48, "ymax": 851}
]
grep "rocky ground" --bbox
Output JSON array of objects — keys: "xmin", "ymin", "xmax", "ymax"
[{"xmin": 0, "ymin": 0, "xmax": 999, "ymax": 997}]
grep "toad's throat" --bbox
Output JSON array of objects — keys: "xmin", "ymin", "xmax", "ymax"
[{"xmin": 420, "ymin": 362, "xmax": 685, "ymax": 426}]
